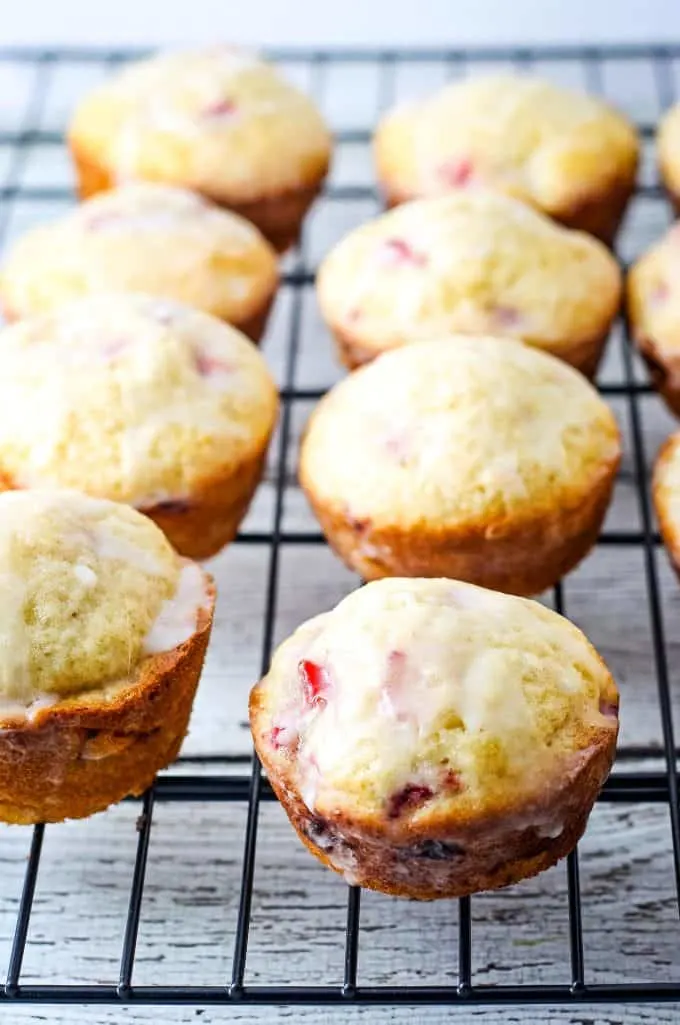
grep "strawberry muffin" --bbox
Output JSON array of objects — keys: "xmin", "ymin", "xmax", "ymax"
[
  {"xmin": 0, "ymin": 294, "xmax": 279, "ymax": 559},
  {"xmin": 68, "ymin": 47, "xmax": 332, "ymax": 251},
  {"xmin": 658, "ymin": 102, "xmax": 680, "ymax": 214},
  {"xmin": 627, "ymin": 224, "xmax": 680, "ymax": 416},
  {"xmin": 0, "ymin": 489, "xmax": 215, "ymax": 824},
  {"xmin": 653, "ymin": 433, "xmax": 680, "ymax": 576},
  {"xmin": 317, "ymin": 191, "xmax": 622, "ymax": 375},
  {"xmin": 299, "ymin": 336, "xmax": 620, "ymax": 594},
  {"xmin": 0, "ymin": 183, "xmax": 279, "ymax": 341},
  {"xmin": 250, "ymin": 577, "xmax": 619, "ymax": 899},
  {"xmin": 375, "ymin": 73, "xmax": 639, "ymax": 243}
]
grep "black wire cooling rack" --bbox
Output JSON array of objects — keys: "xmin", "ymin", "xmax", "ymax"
[{"xmin": 1, "ymin": 41, "xmax": 680, "ymax": 1013}]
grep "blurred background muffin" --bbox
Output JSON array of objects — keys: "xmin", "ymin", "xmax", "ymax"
[{"xmin": 68, "ymin": 47, "xmax": 332, "ymax": 251}]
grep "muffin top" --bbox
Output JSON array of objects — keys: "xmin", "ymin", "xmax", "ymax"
[
  {"xmin": 300, "ymin": 336, "xmax": 620, "ymax": 530},
  {"xmin": 0, "ymin": 489, "xmax": 209, "ymax": 705},
  {"xmin": 0, "ymin": 294, "xmax": 278, "ymax": 507},
  {"xmin": 317, "ymin": 191, "xmax": 621, "ymax": 360},
  {"xmin": 654, "ymin": 433, "xmax": 680, "ymax": 540},
  {"xmin": 375, "ymin": 73, "xmax": 638, "ymax": 212},
  {"xmin": 0, "ymin": 183, "xmax": 279, "ymax": 324},
  {"xmin": 68, "ymin": 47, "xmax": 332, "ymax": 201},
  {"xmin": 627, "ymin": 223, "xmax": 680, "ymax": 354},
  {"xmin": 252, "ymin": 577, "xmax": 618, "ymax": 824},
  {"xmin": 658, "ymin": 103, "xmax": 680, "ymax": 193}
]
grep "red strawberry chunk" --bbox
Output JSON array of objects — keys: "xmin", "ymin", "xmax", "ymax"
[
  {"xmin": 387, "ymin": 783, "xmax": 433, "ymax": 819},
  {"xmin": 101, "ymin": 338, "xmax": 128, "ymax": 361},
  {"xmin": 195, "ymin": 352, "xmax": 234, "ymax": 377},
  {"xmin": 380, "ymin": 237, "xmax": 428, "ymax": 268},
  {"xmin": 269, "ymin": 723, "xmax": 298, "ymax": 750},
  {"xmin": 493, "ymin": 304, "xmax": 521, "ymax": 328},
  {"xmin": 202, "ymin": 98, "xmax": 237, "ymax": 118},
  {"xmin": 650, "ymin": 281, "xmax": 669, "ymax": 307},
  {"xmin": 599, "ymin": 698, "xmax": 619, "ymax": 719},
  {"xmin": 298, "ymin": 659, "xmax": 331, "ymax": 709},
  {"xmin": 438, "ymin": 157, "xmax": 474, "ymax": 188},
  {"xmin": 442, "ymin": 768, "xmax": 463, "ymax": 792}
]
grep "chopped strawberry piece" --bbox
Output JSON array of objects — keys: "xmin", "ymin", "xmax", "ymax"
[
  {"xmin": 269, "ymin": 723, "xmax": 297, "ymax": 750},
  {"xmin": 438, "ymin": 157, "xmax": 474, "ymax": 187},
  {"xmin": 599, "ymin": 698, "xmax": 619, "ymax": 718},
  {"xmin": 387, "ymin": 783, "xmax": 433, "ymax": 819},
  {"xmin": 298, "ymin": 660, "xmax": 330, "ymax": 709},
  {"xmin": 380, "ymin": 237, "xmax": 428, "ymax": 268},
  {"xmin": 493, "ymin": 304, "xmax": 520, "ymax": 328},
  {"xmin": 101, "ymin": 338, "xmax": 128, "ymax": 361},
  {"xmin": 203, "ymin": 98, "xmax": 237, "ymax": 118},
  {"xmin": 379, "ymin": 649, "xmax": 411, "ymax": 721},
  {"xmin": 154, "ymin": 499, "xmax": 191, "ymax": 514},
  {"xmin": 85, "ymin": 212, "xmax": 122, "ymax": 231},
  {"xmin": 650, "ymin": 281, "xmax": 669, "ymax": 307},
  {"xmin": 442, "ymin": 769, "xmax": 463, "ymax": 792},
  {"xmin": 195, "ymin": 352, "xmax": 233, "ymax": 377}
]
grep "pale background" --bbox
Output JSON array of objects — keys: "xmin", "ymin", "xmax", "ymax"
[{"xmin": 1, "ymin": 0, "xmax": 679, "ymax": 48}]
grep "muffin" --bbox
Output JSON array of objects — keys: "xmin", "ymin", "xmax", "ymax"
[
  {"xmin": 653, "ymin": 433, "xmax": 680, "ymax": 575},
  {"xmin": 658, "ymin": 103, "xmax": 680, "ymax": 214},
  {"xmin": 628, "ymin": 225, "xmax": 680, "ymax": 416},
  {"xmin": 68, "ymin": 47, "xmax": 332, "ymax": 252},
  {"xmin": 250, "ymin": 577, "xmax": 619, "ymax": 899},
  {"xmin": 317, "ymin": 191, "xmax": 622, "ymax": 375},
  {"xmin": 0, "ymin": 183, "xmax": 279, "ymax": 341},
  {"xmin": 0, "ymin": 294, "xmax": 279, "ymax": 560},
  {"xmin": 299, "ymin": 336, "xmax": 620, "ymax": 595},
  {"xmin": 0, "ymin": 489, "xmax": 215, "ymax": 825},
  {"xmin": 375, "ymin": 73, "xmax": 639, "ymax": 244}
]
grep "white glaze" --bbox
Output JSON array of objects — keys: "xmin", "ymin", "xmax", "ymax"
[{"xmin": 143, "ymin": 562, "xmax": 207, "ymax": 655}]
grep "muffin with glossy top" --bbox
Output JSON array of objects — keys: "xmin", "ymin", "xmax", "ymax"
[
  {"xmin": 0, "ymin": 294, "xmax": 279, "ymax": 559},
  {"xmin": 299, "ymin": 336, "xmax": 620, "ymax": 594},
  {"xmin": 627, "ymin": 223, "xmax": 680, "ymax": 416},
  {"xmin": 0, "ymin": 183, "xmax": 279, "ymax": 341},
  {"xmin": 375, "ymin": 73, "xmax": 639, "ymax": 243},
  {"xmin": 68, "ymin": 47, "xmax": 332, "ymax": 251},
  {"xmin": 250, "ymin": 577, "xmax": 618, "ymax": 899},
  {"xmin": 0, "ymin": 489, "xmax": 215, "ymax": 824},
  {"xmin": 317, "ymin": 191, "xmax": 621, "ymax": 375}
]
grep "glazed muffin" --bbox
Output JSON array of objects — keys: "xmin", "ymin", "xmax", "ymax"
[
  {"xmin": 628, "ymin": 224, "xmax": 680, "ymax": 416},
  {"xmin": 0, "ymin": 294, "xmax": 279, "ymax": 560},
  {"xmin": 317, "ymin": 191, "xmax": 622, "ymax": 375},
  {"xmin": 250, "ymin": 577, "xmax": 618, "ymax": 899},
  {"xmin": 0, "ymin": 489, "xmax": 215, "ymax": 824},
  {"xmin": 299, "ymin": 336, "xmax": 620, "ymax": 594},
  {"xmin": 68, "ymin": 47, "xmax": 332, "ymax": 252},
  {"xmin": 375, "ymin": 73, "xmax": 639, "ymax": 244},
  {"xmin": 658, "ymin": 103, "xmax": 680, "ymax": 214},
  {"xmin": 0, "ymin": 183, "xmax": 279, "ymax": 341},
  {"xmin": 653, "ymin": 433, "xmax": 680, "ymax": 575}
]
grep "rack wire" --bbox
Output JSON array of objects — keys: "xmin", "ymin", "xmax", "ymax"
[{"xmin": 1, "ymin": 41, "xmax": 680, "ymax": 1011}]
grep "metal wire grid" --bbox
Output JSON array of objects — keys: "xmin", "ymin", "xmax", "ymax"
[{"xmin": 0, "ymin": 41, "xmax": 679, "ymax": 1010}]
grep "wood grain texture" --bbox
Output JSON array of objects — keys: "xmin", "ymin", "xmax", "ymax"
[{"xmin": 2, "ymin": 51, "xmax": 680, "ymax": 1025}]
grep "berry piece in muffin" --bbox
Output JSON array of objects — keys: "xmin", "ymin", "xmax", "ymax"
[
  {"xmin": 0, "ymin": 294, "xmax": 279, "ymax": 560},
  {"xmin": 0, "ymin": 183, "xmax": 279, "ymax": 342},
  {"xmin": 299, "ymin": 336, "xmax": 620, "ymax": 594},
  {"xmin": 317, "ymin": 191, "xmax": 621, "ymax": 375},
  {"xmin": 375, "ymin": 73, "xmax": 639, "ymax": 243},
  {"xmin": 250, "ymin": 577, "xmax": 619, "ymax": 899},
  {"xmin": 0, "ymin": 489, "xmax": 215, "ymax": 824},
  {"xmin": 653, "ymin": 433, "xmax": 680, "ymax": 577},
  {"xmin": 627, "ymin": 224, "xmax": 680, "ymax": 416},
  {"xmin": 68, "ymin": 47, "xmax": 332, "ymax": 252}
]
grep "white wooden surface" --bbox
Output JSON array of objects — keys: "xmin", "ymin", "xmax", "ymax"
[{"xmin": 1, "ymin": 51, "xmax": 680, "ymax": 1024}]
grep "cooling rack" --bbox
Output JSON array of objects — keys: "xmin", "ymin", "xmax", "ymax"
[{"xmin": 0, "ymin": 41, "xmax": 680, "ymax": 1014}]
